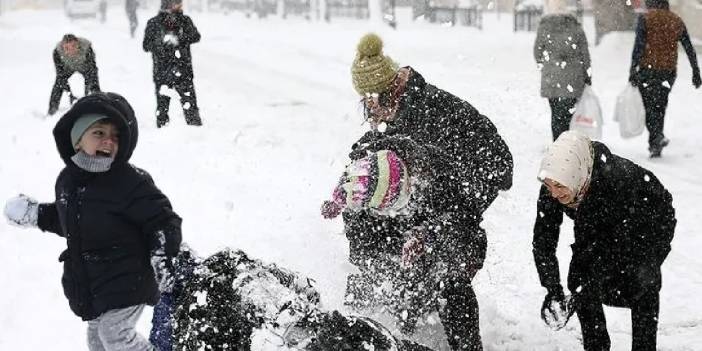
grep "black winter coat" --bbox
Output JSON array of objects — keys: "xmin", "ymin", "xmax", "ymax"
[
  {"xmin": 354, "ymin": 68, "xmax": 513, "ymax": 213},
  {"xmin": 533, "ymin": 142, "xmax": 675, "ymax": 306},
  {"xmin": 37, "ymin": 93, "xmax": 182, "ymax": 320},
  {"xmin": 345, "ymin": 136, "xmax": 487, "ymax": 277},
  {"xmin": 143, "ymin": 11, "xmax": 200, "ymax": 85}
]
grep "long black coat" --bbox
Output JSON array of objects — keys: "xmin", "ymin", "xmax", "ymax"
[
  {"xmin": 37, "ymin": 93, "xmax": 182, "ymax": 320},
  {"xmin": 354, "ymin": 68, "xmax": 513, "ymax": 213},
  {"xmin": 143, "ymin": 11, "xmax": 200, "ymax": 86},
  {"xmin": 345, "ymin": 136, "xmax": 487, "ymax": 278},
  {"xmin": 533, "ymin": 142, "xmax": 675, "ymax": 306}
]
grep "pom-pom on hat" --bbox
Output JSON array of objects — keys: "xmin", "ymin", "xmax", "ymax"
[
  {"xmin": 351, "ymin": 33, "xmax": 399, "ymax": 96},
  {"xmin": 323, "ymin": 150, "xmax": 411, "ymax": 218}
]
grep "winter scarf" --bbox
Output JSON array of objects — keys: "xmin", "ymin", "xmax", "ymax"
[
  {"xmin": 71, "ymin": 150, "xmax": 114, "ymax": 173},
  {"xmin": 537, "ymin": 131, "xmax": 594, "ymax": 206}
]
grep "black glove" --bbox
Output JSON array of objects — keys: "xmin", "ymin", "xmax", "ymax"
[
  {"xmin": 540, "ymin": 286, "xmax": 574, "ymax": 330},
  {"xmin": 693, "ymin": 70, "xmax": 701, "ymax": 89}
]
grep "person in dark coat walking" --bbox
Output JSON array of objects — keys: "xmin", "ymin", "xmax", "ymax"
[
  {"xmin": 629, "ymin": 0, "xmax": 700, "ymax": 157},
  {"xmin": 126, "ymin": 0, "xmax": 139, "ymax": 38},
  {"xmin": 143, "ymin": 0, "xmax": 202, "ymax": 127},
  {"xmin": 322, "ymin": 136, "xmax": 487, "ymax": 351},
  {"xmin": 533, "ymin": 2, "xmax": 592, "ymax": 140},
  {"xmin": 350, "ymin": 33, "xmax": 513, "ymax": 215},
  {"xmin": 48, "ymin": 34, "xmax": 101, "ymax": 115},
  {"xmin": 3, "ymin": 92, "xmax": 182, "ymax": 350},
  {"xmin": 532, "ymin": 131, "xmax": 676, "ymax": 351},
  {"xmin": 149, "ymin": 246, "xmax": 434, "ymax": 350}
]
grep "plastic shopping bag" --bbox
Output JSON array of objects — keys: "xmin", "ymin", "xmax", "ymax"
[
  {"xmin": 613, "ymin": 84, "xmax": 645, "ymax": 138},
  {"xmin": 570, "ymin": 86, "xmax": 603, "ymax": 140}
]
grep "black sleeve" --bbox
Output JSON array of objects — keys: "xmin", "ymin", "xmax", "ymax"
[
  {"xmin": 123, "ymin": 174, "xmax": 183, "ymax": 258},
  {"xmin": 532, "ymin": 185, "xmax": 565, "ymax": 293},
  {"xmin": 533, "ymin": 19, "xmax": 546, "ymax": 64},
  {"xmin": 37, "ymin": 203, "xmax": 63, "ymax": 236},
  {"xmin": 53, "ymin": 49, "xmax": 68, "ymax": 76},
  {"xmin": 86, "ymin": 47, "xmax": 98, "ymax": 74},
  {"xmin": 578, "ymin": 26, "xmax": 591, "ymax": 81},
  {"xmin": 143, "ymin": 19, "xmax": 158, "ymax": 52},
  {"xmin": 180, "ymin": 16, "xmax": 201, "ymax": 45},
  {"xmin": 630, "ymin": 16, "xmax": 646, "ymax": 76},
  {"xmin": 680, "ymin": 25, "xmax": 700, "ymax": 74}
]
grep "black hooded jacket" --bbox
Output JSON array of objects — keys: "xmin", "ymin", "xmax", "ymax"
[
  {"xmin": 36, "ymin": 92, "xmax": 182, "ymax": 320},
  {"xmin": 533, "ymin": 142, "xmax": 675, "ymax": 306},
  {"xmin": 344, "ymin": 136, "xmax": 487, "ymax": 276},
  {"xmin": 143, "ymin": 11, "xmax": 200, "ymax": 85},
  {"xmin": 353, "ymin": 68, "xmax": 513, "ymax": 213}
]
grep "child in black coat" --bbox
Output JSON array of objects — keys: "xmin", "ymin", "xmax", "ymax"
[{"xmin": 4, "ymin": 92, "xmax": 182, "ymax": 350}]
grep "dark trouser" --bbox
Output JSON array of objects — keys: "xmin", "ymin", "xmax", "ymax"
[
  {"xmin": 548, "ymin": 97, "xmax": 578, "ymax": 141},
  {"xmin": 127, "ymin": 10, "xmax": 138, "ymax": 37},
  {"xmin": 49, "ymin": 68, "xmax": 101, "ymax": 113},
  {"xmin": 638, "ymin": 69, "xmax": 676, "ymax": 149},
  {"xmin": 345, "ymin": 254, "xmax": 483, "ymax": 351},
  {"xmin": 155, "ymin": 79, "xmax": 201, "ymax": 127},
  {"xmin": 439, "ymin": 275, "xmax": 482, "ymax": 351},
  {"xmin": 575, "ymin": 288, "xmax": 660, "ymax": 351}
]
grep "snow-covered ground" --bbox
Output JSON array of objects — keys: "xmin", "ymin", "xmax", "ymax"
[{"xmin": 1, "ymin": 7, "xmax": 701, "ymax": 350}]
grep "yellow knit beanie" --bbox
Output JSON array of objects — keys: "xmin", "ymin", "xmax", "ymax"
[{"xmin": 351, "ymin": 33, "xmax": 398, "ymax": 96}]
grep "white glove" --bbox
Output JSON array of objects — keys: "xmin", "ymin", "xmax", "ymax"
[
  {"xmin": 163, "ymin": 33, "xmax": 179, "ymax": 46},
  {"xmin": 4, "ymin": 194, "xmax": 39, "ymax": 228}
]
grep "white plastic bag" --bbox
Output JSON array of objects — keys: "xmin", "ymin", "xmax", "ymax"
[
  {"xmin": 570, "ymin": 86, "xmax": 603, "ymax": 140},
  {"xmin": 613, "ymin": 84, "xmax": 645, "ymax": 138}
]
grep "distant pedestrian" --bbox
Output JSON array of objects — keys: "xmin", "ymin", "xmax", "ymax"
[
  {"xmin": 143, "ymin": 0, "xmax": 202, "ymax": 127},
  {"xmin": 629, "ymin": 0, "xmax": 700, "ymax": 157},
  {"xmin": 534, "ymin": 0, "xmax": 592, "ymax": 140}
]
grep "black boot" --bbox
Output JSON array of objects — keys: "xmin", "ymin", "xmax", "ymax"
[
  {"xmin": 185, "ymin": 108, "xmax": 202, "ymax": 126},
  {"xmin": 649, "ymin": 136, "xmax": 669, "ymax": 158}
]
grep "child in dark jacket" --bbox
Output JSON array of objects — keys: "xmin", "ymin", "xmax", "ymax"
[
  {"xmin": 3, "ymin": 92, "xmax": 182, "ymax": 350},
  {"xmin": 322, "ymin": 136, "xmax": 487, "ymax": 351}
]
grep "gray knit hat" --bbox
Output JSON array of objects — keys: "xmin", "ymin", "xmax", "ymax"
[{"xmin": 71, "ymin": 113, "xmax": 110, "ymax": 148}]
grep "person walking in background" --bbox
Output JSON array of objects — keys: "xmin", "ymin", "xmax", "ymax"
[
  {"xmin": 533, "ymin": 131, "xmax": 675, "ymax": 351},
  {"xmin": 48, "ymin": 34, "xmax": 101, "ymax": 115},
  {"xmin": 126, "ymin": 0, "xmax": 139, "ymax": 38},
  {"xmin": 629, "ymin": 0, "xmax": 700, "ymax": 157},
  {"xmin": 533, "ymin": 0, "xmax": 592, "ymax": 141},
  {"xmin": 3, "ymin": 93, "xmax": 182, "ymax": 350},
  {"xmin": 143, "ymin": 0, "xmax": 202, "ymax": 127}
]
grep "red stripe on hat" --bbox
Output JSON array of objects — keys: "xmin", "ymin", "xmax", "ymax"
[{"xmin": 379, "ymin": 151, "xmax": 402, "ymax": 209}]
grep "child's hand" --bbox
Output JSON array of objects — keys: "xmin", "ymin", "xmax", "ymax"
[{"xmin": 4, "ymin": 194, "xmax": 39, "ymax": 228}]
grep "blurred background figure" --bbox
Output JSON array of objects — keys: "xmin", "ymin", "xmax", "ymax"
[
  {"xmin": 126, "ymin": 0, "xmax": 139, "ymax": 38},
  {"xmin": 629, "ymin": 0, "xmax": 701, "ymax": 158},
  {"xmin": 143, "ymin": 0, "xmax": 202, "ymax": 127},
  {"xmin": 48, "ymin": 34, "xmax": 101, "ymax": 115},
  {"xmin": 533, "ymin": 0, "xmax": 592, "ymax": 141}
]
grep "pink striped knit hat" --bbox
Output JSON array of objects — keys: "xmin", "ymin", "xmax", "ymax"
[{"xmin": 327, "ymin": 150, "xmax": 411, "ymax": 216}]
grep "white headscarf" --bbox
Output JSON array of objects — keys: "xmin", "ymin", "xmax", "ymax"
[{"xmin": 538, "ymin": 131, "xmax": 594, "ymax": 196}]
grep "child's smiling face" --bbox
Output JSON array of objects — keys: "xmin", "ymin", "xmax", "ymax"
[{"xmin": 76, "ymin": 121, "xmax": 119, "ymax": 158}]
